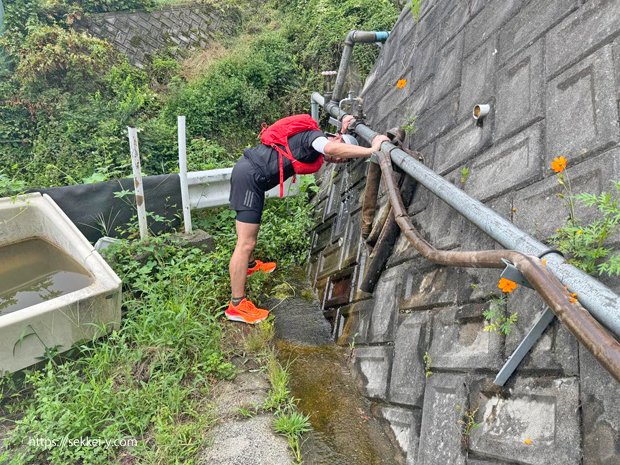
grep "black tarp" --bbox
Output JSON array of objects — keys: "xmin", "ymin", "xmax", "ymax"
[{"xmin": 34, "ymin": 174, "xmax": 182, "ymax": 243}]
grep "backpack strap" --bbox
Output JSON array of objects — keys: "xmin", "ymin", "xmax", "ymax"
[{"xmin": 272, "ymin": 142, "xmax": 295, "ymax": 197}]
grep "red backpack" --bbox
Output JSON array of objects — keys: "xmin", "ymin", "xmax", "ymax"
[{"xmin": 259, "ymin": 114, "xmax": 324, "ymax": 197}]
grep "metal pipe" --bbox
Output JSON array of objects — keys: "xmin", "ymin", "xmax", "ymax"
[
  {"xmin": 375, "ymin": 149, "xmax": 620, "ymax": 382},
  {"xmin": 312, "ymin": 91, "xmax": 620, "ymax": 337},
  {"xmin": 361, "ymin": 161, "xmax": 382, "ymax": 238},
  {"xmin": 311, "ymin": 97, "xmax": 319, "ymax": 123},
  {"xmin": 332, "ymin": 30, "xmax": 390, "ymax": 103}
]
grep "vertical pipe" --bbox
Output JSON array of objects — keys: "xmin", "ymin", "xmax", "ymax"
[
  {"xmin": 177, "ymin": 115, "xmax": 192, "ymax": 234},
  {"xmin": 332, "ymin": 41, "xmax": 354, "ymax": 103},
  {"xmin": 0, "ymin": 0, "xmax": 5, "ymax": 35},
  {"xmin": 332, "ymin": 31, "xmax": 390, "ymax": 103},
  {"xmin": 127, "ymin": 127, "xmax": 148, "ymax": 239},
  {"xmin": 311, "ymin": 97, "xmax": 320, "ymax": 123}
]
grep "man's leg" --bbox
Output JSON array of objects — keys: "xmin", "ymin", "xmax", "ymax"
[{"xmin": 229, "ymin": 220, "xmax": 260, "ymax": 300}]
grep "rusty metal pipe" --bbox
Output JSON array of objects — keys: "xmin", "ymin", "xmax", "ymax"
[
  {"xmin": 361, "ymin": 161, "xmax": 382, "ymax": 239},
  {"xmin": 377, "ymin": 150, "xmax": 620, "ymax": 382},
  {"xmin": 360, "ymin": 210, "xmax": 400, "ymax": 293},
  {"xmin": 366, "ymin": 203, "xmax": 391, "ymax": 246},
  {"xmin": 361, "ymin": 172, "xmax": 418, "ymax": 293}
]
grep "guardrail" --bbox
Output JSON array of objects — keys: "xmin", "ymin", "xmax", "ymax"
[{"xmin": 187, "ymin": 168, "xmax": 298, "ymax": 210}]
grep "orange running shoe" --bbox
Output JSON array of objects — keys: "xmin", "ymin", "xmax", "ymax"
[
  {"xmin": 247, "ymin": 260, "xmax": 277, "ymax": 276},
  {"xmin": 225, "ymin": 298, "xmax": 269, "ymax": 324}
]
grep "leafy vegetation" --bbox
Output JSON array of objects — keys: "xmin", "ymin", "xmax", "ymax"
[
  {"xmin": 456, "ymin": 405, "xmax": 480, "ymax": 448},
  {"xmin": 0, "ymin": 0, "xmax": 399, "ymax": 462},
  {"xmin": 422, "ymin": 351, "xmax": 432, "ymax": 378},
  {"xmin": 0, "ymin": 187, "xmax": 316, "ymax": 463},
  {"xmin": 276, "ymin": 0, "xmax": 398, "ymax": 77},
  {"xmin": 459, "ymin": 166, "xmax": 470, "ymax": 185},
  {"xmin": 0, "ymin": 0, "xmax": 399, "ymax": 196},
  {"xmin": 549, "ymin": 157, "xmax": 620, "ymax": 277},
  {"xmin": 552, "ymin": 180, "xmax": 620, "ymax": 277},
  {"xmin": 483, "ymin": 294, "xmax": 518, "ymax": 335},
  {"xmin": 410, "ymin": 0, "xmax": 424, "ymax": 21},
  {"xmin": 402, "ymin": 114, "xmax": 417, "ymax": 135}
]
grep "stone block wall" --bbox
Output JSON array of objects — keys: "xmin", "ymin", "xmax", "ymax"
[
  {"xmin": 76, "ymin": 5, "xmax": 234, "ymax": 67},
  {"xmin": 308, "ymin": 0, "xmax": 620, "ymax": 463}
]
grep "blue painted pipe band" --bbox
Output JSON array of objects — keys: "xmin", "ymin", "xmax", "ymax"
[{"xmin": 375, "ymin": 31, "xmax": 390, "ymax": 41}]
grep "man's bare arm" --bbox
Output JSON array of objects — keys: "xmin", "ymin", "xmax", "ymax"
[{"xmin": 324, "ymin": 134, "xmax": 390, "ymax": 159}]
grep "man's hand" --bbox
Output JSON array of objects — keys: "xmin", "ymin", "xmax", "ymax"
[
  {"xmin": 371, "ymin": 134, "xmax": 390, "ymax": 152},
  {"xmin": 341, "ymin": 115, "xmax": 355, "ymax": 134}
]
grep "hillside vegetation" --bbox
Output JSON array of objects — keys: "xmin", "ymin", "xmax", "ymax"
[
  {"xmin": 0, "ymin": 1, "xmax": 399, "ymax": 464},
  {"xmin": 0, "ymin": 0, "xmax": 398, "ymax": 194}
]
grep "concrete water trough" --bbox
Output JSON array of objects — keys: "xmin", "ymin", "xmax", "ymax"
[{"xmin": 0, "ymin": 193, "xmax": 121, "ymax": 373}]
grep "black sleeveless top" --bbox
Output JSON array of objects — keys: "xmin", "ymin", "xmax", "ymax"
[{"xmin": 243, "ymin": 130, "xmax": 325, "ymax": 190}]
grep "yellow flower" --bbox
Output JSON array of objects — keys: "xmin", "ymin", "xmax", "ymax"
[
  {"xmin": 523, "ymin": 438, "xmax": 533, "ymax": 445},
  {"xmin": 541, "ymin": 258, "xmax": 547, "ymax": 266},
  {"xmin": 396, "ymin": 79, "xmax": 407, "ymax": 89},
  {"xmin": 551, "ymin": 156, "xmax": 567, "ymax": 173},
  {"xmin": 576, "ymin": 230, "xmax": 583, "ymax": 235},
  {"xmin": 498, "ymin": 278, "xmax": 517, "ymax": 293},
  {"xmin": 569, "ymin": 292, "xmax": 578, "ymax": 304}
]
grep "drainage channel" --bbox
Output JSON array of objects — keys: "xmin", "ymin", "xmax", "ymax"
[{"xmin": 271, "ymin": 294, "xmax": 405, "ymax": 465}]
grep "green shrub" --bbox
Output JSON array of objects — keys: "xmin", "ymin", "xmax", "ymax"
[
  {"xmin": 15, "ymin": 26, "xmax": 119, "ymax": 94},
  {"xmin": 552, "ymin": 181, "xmax": 620, "ymax": 277},
  {"xmin": 276, "ymin": 0, "xmax": 399, "ymax": 75},
  {"xmin": 162, "ymin": 32, "xmax": 297, "ymax": 152}
]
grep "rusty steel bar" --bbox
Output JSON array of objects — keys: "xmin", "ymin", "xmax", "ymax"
[{"xmin": 376, "ymin": 149, "xmax": 620, "ymax": 382}]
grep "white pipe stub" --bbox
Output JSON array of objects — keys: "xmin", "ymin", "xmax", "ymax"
[{"xmin": 473, "ymin": 103, "xmax": 490, "ymax": 121}]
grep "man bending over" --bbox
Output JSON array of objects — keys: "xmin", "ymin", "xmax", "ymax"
[{"xmin": 226, "ymin": 114, "xmax": 389, "ymax": 324}]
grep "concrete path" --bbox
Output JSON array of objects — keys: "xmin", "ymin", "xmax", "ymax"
[{"xmin": 199, "ymin": 371, "xmax": 293, "ymax": 465}]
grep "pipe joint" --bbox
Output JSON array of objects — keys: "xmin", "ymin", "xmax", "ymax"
[{"xmin": 344, "ymin": 30, "xmax": 357, "ymax": 46}]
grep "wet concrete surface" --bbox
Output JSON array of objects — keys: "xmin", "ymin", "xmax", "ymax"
[{"xmin": 272, "ymin": 295, "xmax": 405, "ymax": 465}]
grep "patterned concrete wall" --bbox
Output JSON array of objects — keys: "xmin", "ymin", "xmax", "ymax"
[
  {"xmin": 308, "ymin": 0, "xmax": 620, "ymax": 463},
  {"xmin": 76, "ymin": 5, "xmax": 234, "ymax": 67}
]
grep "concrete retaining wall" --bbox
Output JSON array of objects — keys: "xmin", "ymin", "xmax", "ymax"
[
  {"xmin": 76, "ymin": 5, "xmax": 235, "ymax": 67},
  {"xmin": 309, "ymin": 0, "xmax": 620, "ymax": 463}
]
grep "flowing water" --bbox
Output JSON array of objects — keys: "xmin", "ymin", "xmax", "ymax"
[
  {"xmin": 277, "ymin": 341, "xmax": 405, "ymax": 465},
  {"xmin": 0, "ymin": 238, "xmax": 92, "ymax": 315}
]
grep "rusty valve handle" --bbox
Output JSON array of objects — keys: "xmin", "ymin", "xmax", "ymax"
[{"xmin": 375, "ymin": 148, "xmax": 620, "ymax": 383}]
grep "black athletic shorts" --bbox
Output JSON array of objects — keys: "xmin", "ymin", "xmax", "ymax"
[{"xmin": 229, "ymin": 156, "xmax": 268, "ymax": 224}]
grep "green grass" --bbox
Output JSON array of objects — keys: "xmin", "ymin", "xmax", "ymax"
[
  {"xmin": 0, "ymin": 187, "xmax": 315, "ymax": 464},
  {"xmin": 262, "ymin": 348, "xmax": 311, "ymax": 465}
]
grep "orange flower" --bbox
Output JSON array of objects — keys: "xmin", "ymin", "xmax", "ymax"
[
  {"xmin": 569, "ymin": 292, "xmax": 578, "ymax": 304},
  {"xmin": 498, "ymin": 277, "xmax": 517, "ymax": 293},
  {"xmin": 551, "ymin": 156, "xmax": 567, "ymax": 173},
  {"xmin": 541, "ymin": 258, "xmax": 547, "ymax": 266},
  {"xmin": 396, "ymin": 79, "xmax": 407, "ymax": 89}
]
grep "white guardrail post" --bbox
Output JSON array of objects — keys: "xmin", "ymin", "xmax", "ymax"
[
  {"xmin": 177, "ymin": 116, "xmax": 193, "ymax": 234},
  {"xmin": 127, "ymin": 127, "xmax": 148, "ymax": 239}
]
